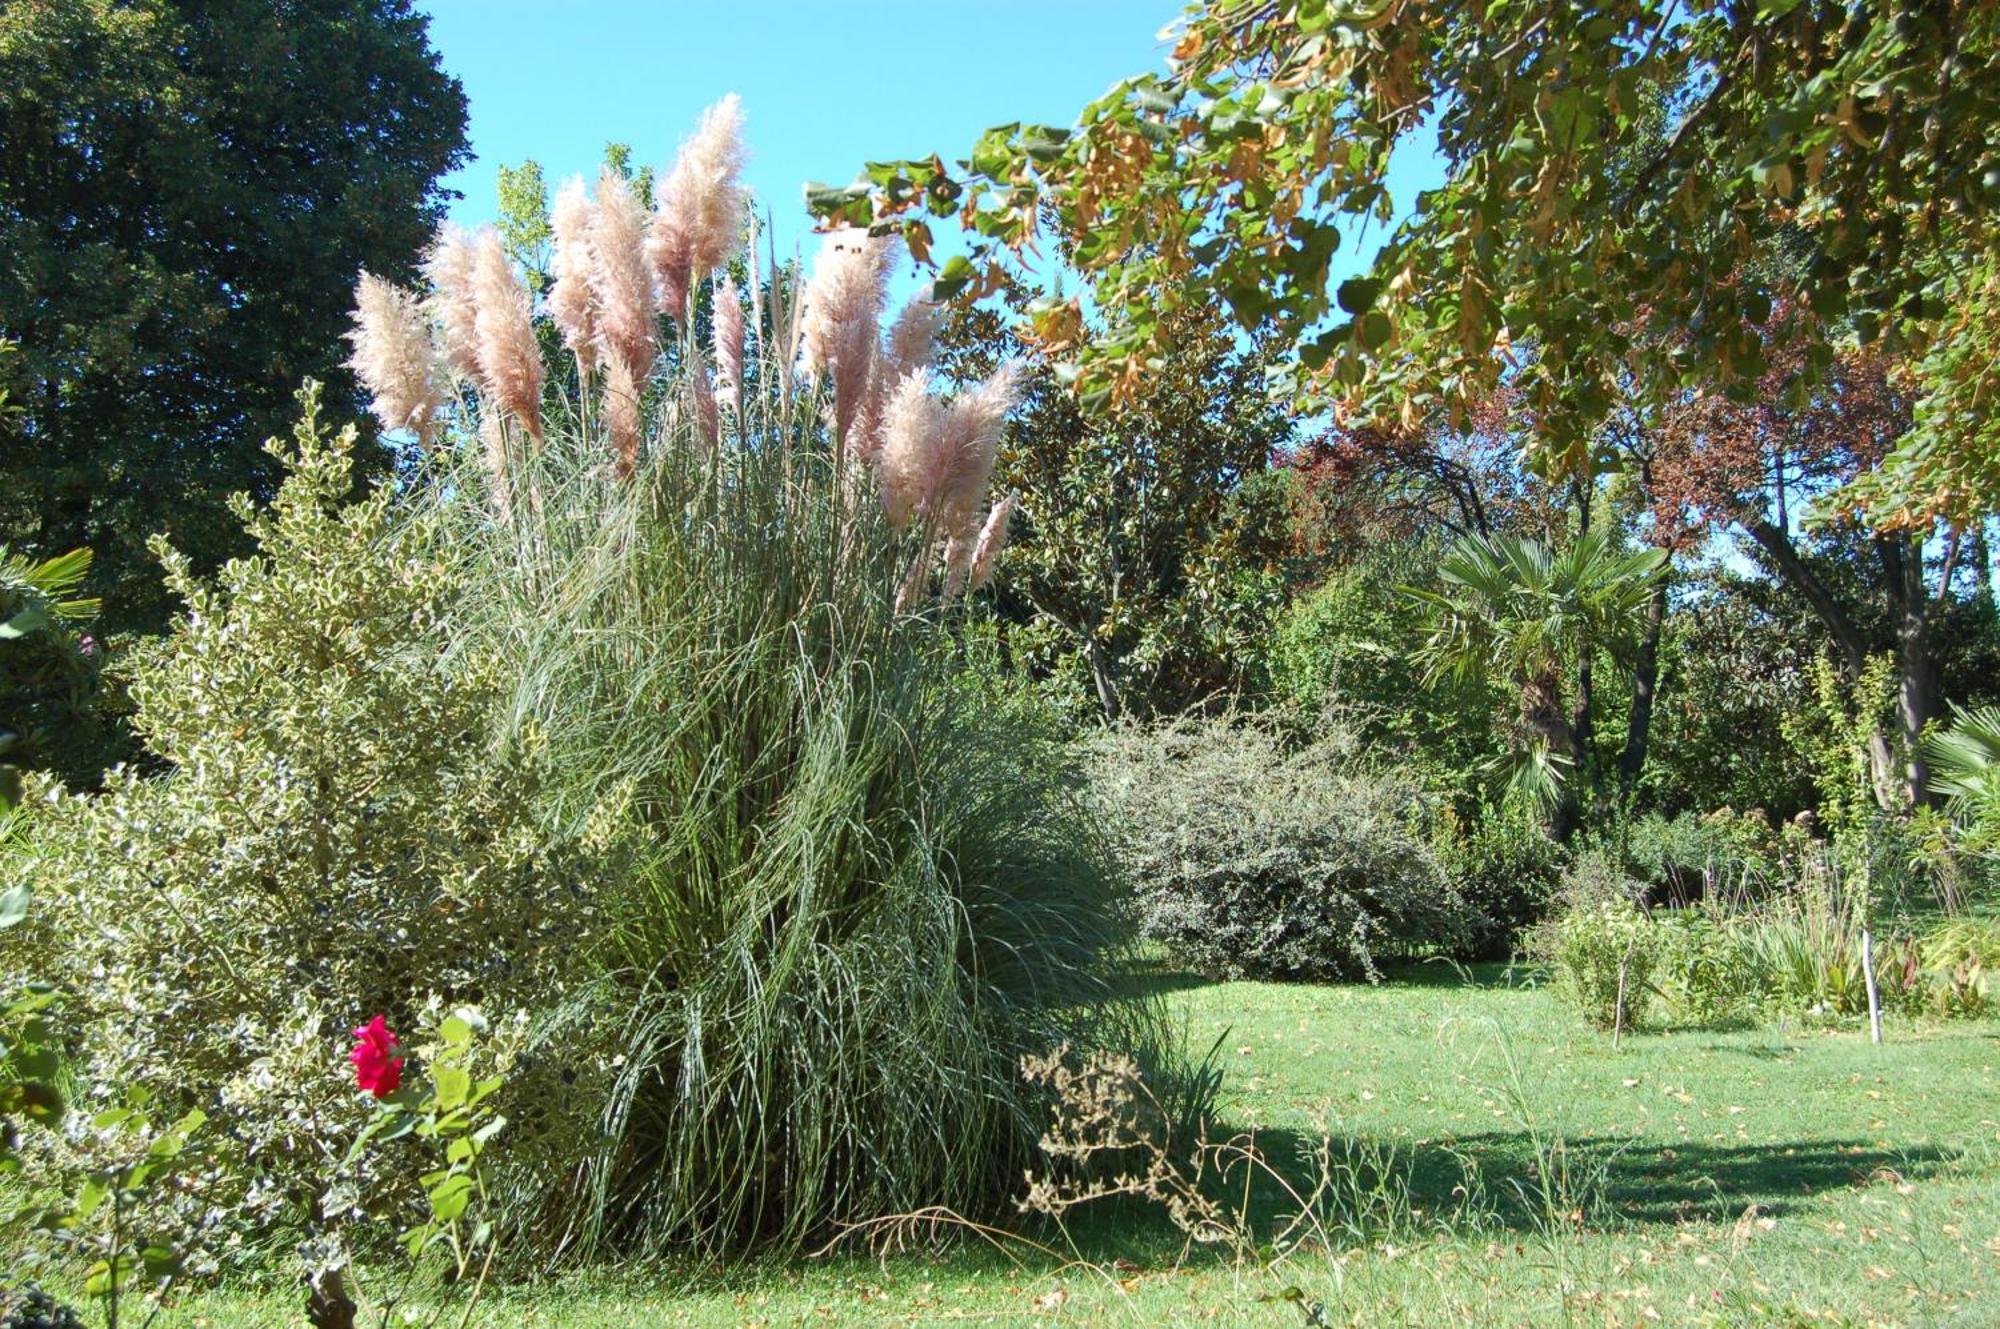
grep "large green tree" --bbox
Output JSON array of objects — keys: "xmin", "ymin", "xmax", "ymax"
[
  {"xmin": 938, "ymin": 296, "xmax": 1294, "ymax": 720},
  {"xmin": 821, "ymin": 0, "xmax": 2000, "ymax": 512},
  {"xmin": 0, "ymin": 0, "xmax": 468, "ymax": 631}
]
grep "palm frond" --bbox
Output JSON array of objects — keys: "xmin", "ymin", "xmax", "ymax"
[{"xmin": 1924, "ymin": 705, "xmax": 2000, "ymax": 836}]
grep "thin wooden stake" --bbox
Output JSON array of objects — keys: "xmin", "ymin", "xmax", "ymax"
[
  {"xmin": 1863, "ymin": 927, "xmax": 1883, "ymax": 1045},
  {"xmin": 1613, "ymin": 951, "xmax": 1631, "ymax": 1051}
]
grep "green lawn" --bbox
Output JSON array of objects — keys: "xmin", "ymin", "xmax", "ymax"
[{"xmin": 39, "ymin": 969, "xmax": 2000, "ymax": 1326}]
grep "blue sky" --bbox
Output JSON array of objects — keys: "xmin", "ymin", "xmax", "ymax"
[
  {"xmin": 416, "ymin": 0, "xmax": 1440, "ymax": 296},
  {"xmin": 422, "ymin": 1, "xmax": 1182, "ymax": 251}
]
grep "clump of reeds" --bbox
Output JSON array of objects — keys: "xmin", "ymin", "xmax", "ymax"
[{"xmin": 347, "ymin": 98, "xmax": 1173, "ymax": 1264}]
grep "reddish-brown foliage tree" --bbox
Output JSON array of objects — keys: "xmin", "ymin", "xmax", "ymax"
[{"xmin": 1649, "ymin": 335, "xmax": 1948, "ymax": 807}]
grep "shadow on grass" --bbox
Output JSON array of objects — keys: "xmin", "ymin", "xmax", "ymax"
[
  {"xmin": 1371, "ymin": 959, "xmax": 1523, "ymax": 990},
  {"xmin": 1692, "ymin": 1039, "xmax": 1803, "ymax": 1058},
  {"xmin": 1022, "ymin": 1125, "xmax": 1959, "ymax": 1272},
  {"xmin": 1116, "ymin": 958, "xmax": 1528, "ymax": 1000}
]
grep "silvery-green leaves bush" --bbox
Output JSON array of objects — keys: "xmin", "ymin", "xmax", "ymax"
[
  {"xmin": 1085, "ymin": 718, "xmax": 1478, "ymax": 980},
  {"xmin": 0, "ymin": 390, "xmax": 603, "ymax": 1272}
]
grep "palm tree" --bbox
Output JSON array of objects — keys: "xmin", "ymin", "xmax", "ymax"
[
  {"xmin": 0, "ymin": 545, "xmax": 102, "ymax": 780},
  {"xmin": 1407, "ymin": 528, "xmax": 1666, "ymax": 832},
  {"xmin": 0, "ymin": 546, "xmax": 97, "ymax": 641},
  {"xmin": 1923, "ymin": 705, "xmax": 2000, "ymax": 855}
]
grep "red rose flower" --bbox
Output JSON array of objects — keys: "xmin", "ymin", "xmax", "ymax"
[{"xmin": 349, "ymin": 1015, "xmax": 404, "ymax": 1099}]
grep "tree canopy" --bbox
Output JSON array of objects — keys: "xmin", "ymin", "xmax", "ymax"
[
  {"xmin": 818, "ymin": 0, "xmax": 2000, "ymax": 520},
  {"xmin": 0, "ymin": 0, "xmax": 468, "ymax": 631}
]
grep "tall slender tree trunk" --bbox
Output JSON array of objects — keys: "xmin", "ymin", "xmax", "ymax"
[
  {"xmin": 1970, "ymin": 522, "xmax": 1995, "ymax": 612},
  {"xmin": 1879, "ymin": 533, "xmax": 1938, "ymax": 807},
  {"xmin": 1619, "ymin": 566, "xmax": 1670, "ymax": 799}
]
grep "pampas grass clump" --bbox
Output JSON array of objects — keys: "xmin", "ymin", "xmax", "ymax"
[{"xmin": 351, "ymin": 99, "xmax": 1186, "ymax": 1259}]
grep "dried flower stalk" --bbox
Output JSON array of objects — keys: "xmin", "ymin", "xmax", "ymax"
[
  {"xmin": 548, "ymin": 176, "xmax": 600, "ymax": 377},
  {"xmin": 346, "ymin": 272, "xmax": 443, "ymax": 447},
  {"xmin": 470, "ymin": 230, "xmax": 544, "ymax": 442}
]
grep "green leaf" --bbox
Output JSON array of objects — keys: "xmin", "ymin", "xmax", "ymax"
[
  {"xmin": 73, "ymin": 1178, "xmax": 109, "ymax": 1221},
  {"xmin": 84, "ymin": 1253, "xmax": 142, "ymax": 1298},
  {"xmin": 433, "ymin": 1066, "xmax": 471, "ymax": 1111},
  {"xmin": 802, "ymin": 181, "xmax": 869, "ymax": 214},
  {"xmin": 1358, "ymin": 310, "xmax": 1394, "ymax": 351},
  {"xmin": 930, "ymin": 254, "xmax": 976, "ymax": 302},
  {"xmin": 802, "ymin": 181, "xmax": 873, "ymax": 228},
  {"xmin": 1019, "ymin": 124, "xmax": 1071, "ymax": 164},
  {"xmin": 1336, "ymin": 277, "xmax": 1381, "ymax": 315},
  {"xmin": 0, "ymin": 604, "xmax": 49, "ymax": 640},
  {"xmin": 429, "ymin": 1172, "xmax": 474, "ymax": 1221},
  {"xmin": 0, "ymin": 883, "xmax": 28, "ymax": 930}
]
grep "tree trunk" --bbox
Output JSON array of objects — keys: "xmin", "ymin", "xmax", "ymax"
[
  {"xmin": 1523, "ymin": 672, "xmax": 1581, "ymax": 840},
  {"xmin": 1879, "ymin": 533, "xmax": 1938, "ymax": 807},
  {"xmin": 1744, "ymin": 518, "xmax": 1904, "ymax": 810},
  {"xmin": 1087, "ymin": 632, "xmax": 1122, "ymax": 722},
  {"xmin": 1618, "ymin": 567, "xmax": 1670, "ymax": 799},
  {"xmin": 1573, "ymin": 652, "xmax": 1596, "ymax": 792},
  {"xmin": 305, "ymin": 1268, "xmax": 357, "ymax": 1329}
]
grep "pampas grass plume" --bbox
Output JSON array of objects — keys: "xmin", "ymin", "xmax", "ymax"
[
  {"xmin": 690, "ymin": 359, "xmax": 720, "ymax": 451},
  {"xmin": 800, "ymin": 230, "xmax": 894, "ymax": 454},
  {"xmin": 928, "ymin": 358, "xmax": 1021, "ymax": 536},
  {"xmin": 590, "ymin": 167, "xmax": 658, "ymax": 386},
  {"xmin": 713, "ymin": 276, "xmax": 744, "ymax": 417},
  {"xmin": 884, "ymin": 296, "xmax": 947, "ymax": 382},
  {"xmin": 423, "ymin": 224, "xmax": 483, "ymax": 383},
  {"xmin": 603, "ymin": 353, "xmax": 642, "ymax": 479},
  {"xmin": 471, "ymin": 229, "xmax": 545, "ymax": 442},
  {"xmin": 548, "ymin": 176, "xmax": 600, "ymax": 376},
  {"xmin": 877, "ymin": 367, "xmax": 940, "ymax": 531},
  {"xmin": 799, "ymin": 230, "xmax": 891, "ymax": 381},
  {"xmin": 346, "ymin": 271, "xmax": 443, "ymax": 446},
  {"xmin": 941, "ymin": 532, "xmax": 975, "ymax": 599},
  {"xmin": 644, "ymin": 95, "xmax": 746, "ymax": 324},
  {"xmin": 646, "ymin": 209, "xmax": 693, "ymax": 322},
  {"xmin": 966, "ymin": 493, "xmax": 1017, "ymax": 592},
  {"xmin": 658, "ymin": 94, "xmax": 749, "ymax": 286}
]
